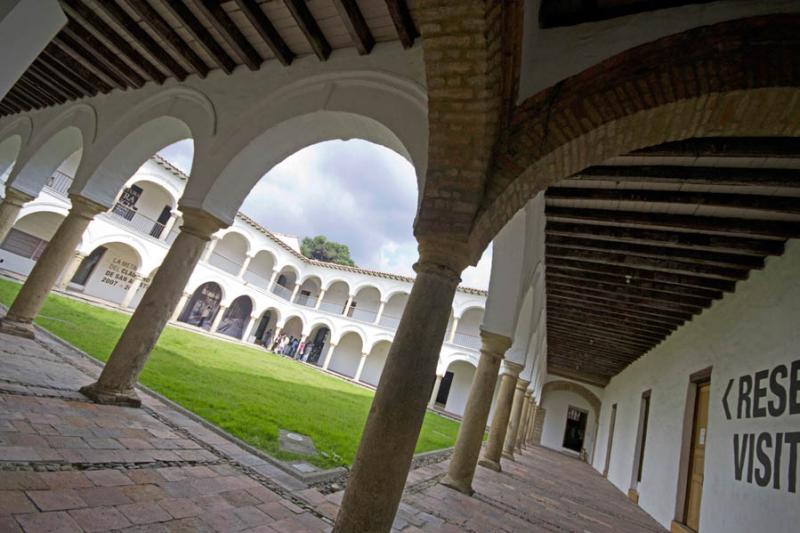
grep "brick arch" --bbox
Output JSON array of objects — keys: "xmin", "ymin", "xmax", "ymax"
[
  {"xmin": 469, "ymin": 15, "xmax": 800, "ymax": 253},
  {"xmin": 541, "ymin": 380, "xmax": 601, "ymax": 421}
]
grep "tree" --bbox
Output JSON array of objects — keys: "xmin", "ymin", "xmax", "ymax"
[{"xmin": 301, "ymin": 235, "xmax": 356, "ymax": 266}]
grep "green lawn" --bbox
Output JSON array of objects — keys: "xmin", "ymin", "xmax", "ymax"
[{"xmin": 0, "ymin": 278, "xmax": 460, "ymax": 469}]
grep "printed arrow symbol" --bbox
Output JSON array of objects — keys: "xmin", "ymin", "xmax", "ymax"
[{"xmin": 722, "ymin": 378, "xmax": 733, "ymax": 420}]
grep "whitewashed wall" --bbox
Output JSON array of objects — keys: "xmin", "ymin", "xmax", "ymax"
[{"xmin": 591, "ymin": 239, "xmax": 800, "ymax": 532}]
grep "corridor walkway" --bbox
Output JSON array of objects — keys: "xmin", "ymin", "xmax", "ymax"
[{"xmin": 0, "ymin": 326, "xmax": 663, "ymax": 532}]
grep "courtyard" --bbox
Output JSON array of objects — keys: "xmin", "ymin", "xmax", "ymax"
[{"xmin": 0, "ymin": 277, "xmax": 460, "ymax": 470}]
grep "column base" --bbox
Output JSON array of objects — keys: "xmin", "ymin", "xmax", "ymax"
[
  {"xmin": 79, "ymin": 382, "xmax": 142, "ymax": 408},
  {"xmin": 478, "ymin": 457, "xmax": 501, "ymax": 472},
  {"xmin": 0, "ymin": 318, "xmax": 36, "ymax": 339},
  {"xmin": 439, "ymin": 474, "xmax": 475, "ymax": 496},
  {"xmin": 501, "ymin": 450, "xmax": 515, "ymax": 461}
]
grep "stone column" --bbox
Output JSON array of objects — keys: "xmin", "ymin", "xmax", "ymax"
[
  {"xmin": 516, "ymin": 391, "xmax": 532, "ymax": 452},
  {"xmin": 440, "ymin": 330, "xmax": 510, "ymax": 495},
  {"xmin": 289, "ymin": 284, "xmax": 300, "ymax": 303},
  {"xmin": 79, "ymin": 208, "xmax": 225, "ymax": 406},
  {"xmin": 333, "ymin": 238, "xmax": 470, "ymax": 533},
  {"xmin": 353, "ymin": 351, "xmax": 368, "ymax": 382},
  {"xmin": 0, "ymin": 188, "xmax": 33, "ymax": 243},
  {"xmin": 342, "ymin": 294, "xmax": 354, "ymax": 316},
  {"xmin": 160, "ymin": 212, "xmax": 178, "ymax": 241},
  {"xmin": 478, "ymin": 362, "xmax": 523, "ymax": 471},
  {"xmin": 171, "ymin": 291, "xmax": 191, "ymax": 322},
  {"xmin": 314, "ymin": 289, "xmax": 326, "ymax": 310},
  {"xmin": 56, "ymin": 251, "xmax": 86, "ymax": 290},
  {"xmin": 237, "ymin": 254, "xmax": 253, "ymax": 279},
  {"xmin": 210, "ymin": 305, "xmax": 227, "ymax": 332},
  {"xmin": 120, "ymin": 275, "xmax": 143, "ymax": 308},
  {"xmin": 0, "ymin": 195, "xmax": 105, "ymax": 338},
  {"xmin": 374, "ymin": 300, "xmax": 386, "ymax": 325},
  {"xmin": 502, "ymin": 379, "xmax": 530, "ymax": 461},
  {"xmin": 447, "ymin": 316, "xmax": 460, "ymax": 343},
  {"xmin": 267, "ymin": 269, "xmax": 279, "ymax": 289},
  {"xmin": 322, "ymin": 342, "xmax": 337, "ymax": 370},
  {"xmin": 242, "ymin": 314, "xmax": 258, "ymax": 342},
  {"xmin": 428, "ymin": 374, "xmax": 443, "ymax": 409}
]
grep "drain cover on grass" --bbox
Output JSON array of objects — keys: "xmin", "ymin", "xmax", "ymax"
[{"xmin": 279, "ymin": 429, "xmax": 318, "ymax": 456}]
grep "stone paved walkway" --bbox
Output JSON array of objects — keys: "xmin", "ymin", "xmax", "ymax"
[{"xmin": 0, "ymin": 325, "xmax": 665, "ymax": 532}]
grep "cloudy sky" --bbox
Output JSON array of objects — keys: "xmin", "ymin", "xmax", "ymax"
[{"xmin": 158, "ymin": 139, "xmax": 492, "ymax": 290}]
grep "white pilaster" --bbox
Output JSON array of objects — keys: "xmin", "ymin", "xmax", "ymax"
[
  {"xmin": 322, "ymin": 342, "xmax": 337, "ymax": 370},
  {"xmin": 354, "ymin": 351, "xmax": 369, "ymax": 382}
]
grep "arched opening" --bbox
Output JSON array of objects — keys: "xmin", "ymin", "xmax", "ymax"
[
  {"xmin": 217, "ymin": 295, "xmax": 254, "ymax": 339},
  {"xmin": 243, "ymin": 250, "xmax": 275, "ymax": 290},
  {"xmin": 294, "ymin": 275, "xmax": 322, "ymax": 307},
  {"xmin": 438, "ymin": 360, "xmax": 477, "ymax": 417},
  {"xmin": 304, "ymin": 323, "xmax": 332, "ymax": 365},
  {"xmin": 0, "ymin": 134, "xmax": 23, "ymax": 184},
  {"xmin": 380, "ymin": 292, "xmax": 408, "ymax": 329},
  {"xmin": 274, "ymin": 316, "xmax": 303, "ymax": 356},
  {"xmin": 109, "ymin": 179, "xmax": 176, "ymax": 239},
  {"xmin": 319, "ymin": 280, "xmax": 350, "ymax": 314},
  {"xmin": 540, "ymin": 380, "xmax": 602, "ymax": 463},
  {"xmin": 271, "ymin": 266, "xmax": 298, "ymax": 300},
  {"xmin": 252, "ymin": 307, "xmax": 280, "ymax": 347},
  {"xmin": 360, "ymin": 340, "xmax": 392, "ymax": 386},
  {"xmin": 209, "ymin": 232, "xmax": 248, "ymax": 276},
  {"xmin": 453, "ymin": 307, "xmax": 484, "ymax": 349},
  {"xmin": 350, "ymin": 285, "xmax": 381, "ymax": 323},
  {"xmin": 328, "ymin": 331, "xmax": 365, "ymax": 378},
  {"xmin": 178, "ymin": 282, "xmax": 223, "ymax": 331},
  {"xmin": 7, "ymin": 125, "xmax": 84, "ymax": 198},
  {"xmin": 72, "ymin": 242, "xmax": 142, "ymax": 305},
  {"xmin": 0, "ymin": 211, "xmax": 65, "ymax": 275}
]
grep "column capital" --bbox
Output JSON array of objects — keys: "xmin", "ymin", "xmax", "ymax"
[
  {"xmin": 3, "ymin": 187, "xmax": 34, "ymax": 206},
  {"xmin": 179, "ymin": 207, "xmax": 227, "ymax": 240},
  {"xmin": 414, "ymin": 236, "xmax": 471, "ymax": 281},
  {"xmin": 68, "ymin": 194, "xmax": 106, "ymax": 219},
  {"xmin": 500, "ymin": 360, "xmax": 524, "ymax": 378},
  {"xmin": 515, "ymin": 379, "xmax": 531, "ymax": 391},
  {"xmin": 478, "ymin": 330, "xmax": 512, "ymax": 361},
  {"xmin": 523, "ymin": 390, "xmax": 533, "ymax": 399}
]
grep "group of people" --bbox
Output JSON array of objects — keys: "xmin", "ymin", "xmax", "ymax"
[{"xmin": 258, "ymin": 329, "xmax": 327, "ymax": 364}]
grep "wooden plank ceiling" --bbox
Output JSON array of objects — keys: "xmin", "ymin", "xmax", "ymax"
[
  {"xmin": 546, "ymin": 137, "xmax": 800, "ymax": 387},
  {"xmin": 0, "ymin": 0, "xmax": 418, "ymax": 116}
]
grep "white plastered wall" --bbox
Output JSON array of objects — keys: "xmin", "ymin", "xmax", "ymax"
[{"xmin": 591, "ymin": 239, "xmax": 800, "ymax": 532}]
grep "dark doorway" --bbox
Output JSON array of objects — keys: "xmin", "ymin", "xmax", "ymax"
[
  {"xmin": 179, "ymin": 282, "xmax": 222, "ymax": 330},
  {"xmin": 435, "ymin": 371, "xmax": 454, "ymax": 405},
  {"xmin": 563, "ymin": 406, "xmax": 588, "ymax": 453},
  {"xmin": 71, "ymin": 246, "xmax": 107, "ymax": 286}
]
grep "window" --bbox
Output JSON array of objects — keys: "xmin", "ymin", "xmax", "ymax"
[{"xmin": 1, "ymin": 229, "xmax": 48, "ymax": 260}]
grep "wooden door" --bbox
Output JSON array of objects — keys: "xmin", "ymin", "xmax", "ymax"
[{"xmin": 684, "ymin": 381, "xmax": 710, "ymax": 531}]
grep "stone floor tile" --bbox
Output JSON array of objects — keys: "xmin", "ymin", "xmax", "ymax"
[
  {"xmin": 122, "ymin": 484, "xmax": 167, "ymax": 503},
  {"xmin": 0, "ymin": 491, "xmax": 36, "ymax": 515},
  {"xmin": 85, "ymin": 469, "xmax": 134, "ymax": 487},
  {"xmin": 38, "ymin": 471, "xmax": 93, "ymax": 490},
  {"xmin": 257, "ymin": 502, "xmax": 295, "ymax": 522},
  {"xmin": 0, "ymin": 515, "xmax": 22, "ymax": 532},
  {"xmin": 221, "ymin": 489, "xmax": 261, "ymax": 508},
  {"xmin": 126, "ymin": 469, "xmax": 166, "ymax": 485},
  {"xmin": 14, "ymin": 511, "xmax": 83, "ymax": 533},
  {"xmin": 69, "ymin": 506, "xmax": 132, "ymax": 532},
  {"xmin": 199, "ymin": 509, "xmax": 248, "ymax": 532},
  {"xmin": 233, "ymin": 505, "xmax": 273, "ymax": 527},
  {"xmin": 158, "ymin": 498, "xmax": 203, "ymax": 520},
  {"xmin": 25, "ymin": 489, "xmax": 87, "ymax": 512},
  {"xmin": 118, "ymin": 502, "xmax": 173, "ymax": 525}
]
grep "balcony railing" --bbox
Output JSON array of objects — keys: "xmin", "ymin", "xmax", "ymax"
[
  {"xmin": 318, "ymin": 300, "xmax": 345, "ymax": 315},
  {"xmin": 209, "ymin": 251, "xmax": 242, "ymax": 275},
  {"xmin": 44, "ymin": 170, "xmax": 73, "ymax": 196},
  {"xmin": 243, "ymin": 271, "xmax": 272, "ymax": 291},
  {"xmin": 295, "ymin": 294, "xmax": 319, "ymax": 308},
  {"xmin": 350, "ymin": 308, "xmax": 377, "ymax": 323},
  {"xmin": 452, "ymin": 331, "xmax": 482, "ymax": 349},
  {"xmin": 110, "ymin": 203, "xmax": 165, "ymax": 239},
  {"xmin": 272, "ymin": 283, "xmax": 292, "ymax": 300},
  {"xmin": 379, "ymin": 314, "xmax": 401, "ymax": 329}
]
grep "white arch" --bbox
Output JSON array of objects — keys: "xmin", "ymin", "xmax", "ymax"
[
  {"xmin": 453, "ymin": 303, "xmax": 486, "ymax": 320},
  {"xmin": 383, "ymin": 287, "xmax": 410, "ymax": 302},
  {"xmin": 307, "ymin": 317, "xmax": 336, "ymax": 336},
  {"xmin": 323, "ymin": 277, "xmax": 351, "ymax": 292},
  {"xmin": 298, "ymin": 273, "xmax": 323, "ymax": 286},
  {"xmin": 367, "ymin": 333, "xmax": 394, "ymax": 353},
  {"xmin": 78, "ymin": 236, "xmax": 147, "ymax": 272},
  {"xmin": 183, "ymin": 71, "xmax": 427, "ymax": 225},
  {"xmin": 17, "ymin": 202, "xmax": 70, "ymax": 220},
  {"xmin": 125, "ymin": 173, "xmax": 181, "ymax": 207},
  {"xmin": 280, "ymin": 314, "xmax": 306, "ymax": 333},
  {"xmin": 352, "ymin": 282, "xmax": 383, "ymax": 299},
  {"xmin": 335, "ymin": 325, "xmax": 367, "ymax": 346},
  {"xmin": 438, "ymin": 352, "xmax": 479, "ymax": 375},
  {"xmin": 0, "ymin": 132, "xmax": 25, "ymax": 178},
  {"xmin": 185, "ymin": 279, "xmax": 228, "ymax": 304},
  {"xmin": 216, "ymin": 229, "xmax": 253, "ymax": 255}
]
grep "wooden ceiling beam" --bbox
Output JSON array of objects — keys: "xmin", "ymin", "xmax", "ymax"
[
  {"xmin": 195, "ymin": 0, "xmax": 262, "ymax": 70},
  {"xmin": 14, "ymin": 76, "xmax": 62, "ymax": 107},
  {"xmin": 126, "ymin": 0, "xmax": 209, "ymax": 77},
  {"xmin": 548, "ymin": 345, "xmax": 638, "ymax": 368},
  {"xmin": 546, "ymin": 221, "xmax": 784, "ymax": 256},
  {"xmin": 547, "ymin": 257, "xmax": 737, "ymax": 291},
  {"xmin": 547, "ymin": 367, "xmax": 610, "ymax": 387},
  {"xmin": 95, "ymin": 0, "xmax": 188, "ymax": 80},
  {"xmin": 548, "ymin": 338, "xmax": 641, "ymax": 361},
  {"xmin": 385, "ymin": 0, "xmax": 418, "ymax": 48},
  {"xmin": 549, "ymin": 311, "xmax": 673, "ymax": 338},
  {"xmin": 574, "ymin": 165, "xmax": 800, "ymax": 188},
  {"xmin": 63, "ymin": 18, "xmax": 146, "ymax": 88},
  {"xmin": 334, "ymin": 0, "xmax": 375, "ymax": 55},
  {"xmin": 234, "ymin": 0, "xmax": 294, "ymax": 66},
  {"xmin": 6, "ymin": 89, "xmax": 41, "ymax": 111},
  {"xmin": 547, "ymin": 266, "xmax": 723, "ymax": 300},
  {"xmin": 38, "ymin": 50, "xmax": 98, "ymax": 96},
  {"xmin": 47, "ymin": 42, "xmax": 114, "ymax": 94},
  {"xmin": 162, "ymin": 0, "xmax": 236, "ymax": 74},
  {"xmin": 547, "ymin": 187, "xmax": 800, "ymax": 215},
  {"xmin": 61, "ymin": 0, "xmax": 166, "ymax": 83},
  {"xmin": 547, "ymin": 234, "xmax": 764, "ymax": 269},
  {"xmin": 546, "ymin": 206, "xmax": 800, "ymax": 239},
  {"xmin": 547, "ymin": 245, "xmax": 749, "ymax": 280},
  {"xmin": 550, "ymin": 354, "xmax": 623, "ymax": 374},
  {"xmin": 548, "ymin": 289, "xmax": 694, "ymax": 322},
  {"xmin": 549, "ymin": 300, "xmax": 682, "ymax": 330},
  {"xmin": 632, "ymin": 137, "xmax": 800, "ymax": 159},
  {"xmin": 548, "ymin": 296, "xmax": 687, "ymax": 330},
  {"xmin": 547, "ymin": 275, "xmax": 712, "ymax": 308},
  {"xmin": 285, "ymin": 0, "xmax": 331, "ymax": 61},
  {"xmin": 548, "ymin": 316, "xmax": 666, "ymax": 345},
  {"xmin": 20, "ymin": 72, "xmax": 69, "ymax": 104},
  {"xmin": 54, "ymin": 34, "xmax": 128, "ymax": 90},
  {"xmin": 548, "ymin": 281, "xmax": 706, "ymax": 315},
  {"xmin": 27, "ymin": 64, "xmax": 80, "ymax": 101}
]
